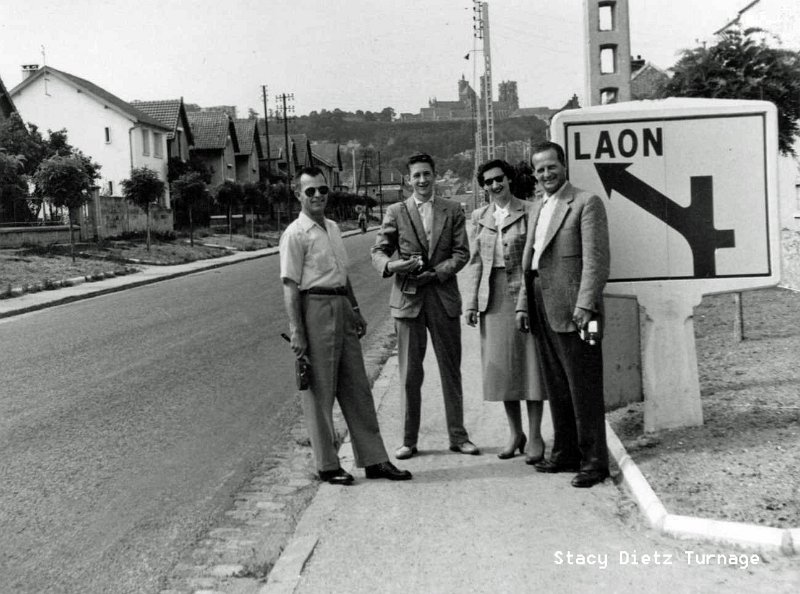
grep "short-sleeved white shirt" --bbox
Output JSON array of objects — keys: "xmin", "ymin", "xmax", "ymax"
[{"xmin": 279, "ymin": 212, "xmax": 349, "ymax": 290}]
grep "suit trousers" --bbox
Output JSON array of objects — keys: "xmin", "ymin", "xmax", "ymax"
[
  {"xmin": 395, "ymin": 286, "xmax": 470, "ymax": 447},
  {"xmin": 526, "ymin": 272, "xmax": 608, "ymax": 472},
  {"xmin": 302, "ymin": 294, "xmax": 389, "ymax": 471}
]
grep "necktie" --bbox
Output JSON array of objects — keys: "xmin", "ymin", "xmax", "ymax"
[{"xmin": 418, "ymin": 200, "xmax": 432, "ymax": 241}]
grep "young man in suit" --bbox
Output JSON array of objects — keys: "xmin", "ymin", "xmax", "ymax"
[
  {"xmin": 371, "ymin": 153, "xmax": 479, "ymax": 459},
  {"xmin": 515, "ymin": 141, "xmax": 611, "ymax": 488},
  {"xmin": 281, "ymin": 166, "xmax": 411, "ymax": 485}
]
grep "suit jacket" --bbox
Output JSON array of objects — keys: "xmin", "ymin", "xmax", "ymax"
[
  {"xmin": 516, "ymin": 182, "xmax": 610, "ymax": 333},
  {"xmin": 464, "ymin": 196, "xmax": 532, "ymax": 312},
  {"xmin": 371, "ymin": 195, "xmax": 469, "ymax": 318}
]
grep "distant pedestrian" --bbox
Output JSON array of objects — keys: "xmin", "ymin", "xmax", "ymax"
[
  {"xmin": 464, "ymin": 159, "xmax": 546, "ymax": 463},
  {"xmin": 358, "ymin": 210, "xmax": 367, "ymax": 233},
  {"xmin": 516, "ymin": 141, "xmax": 610, "ymax": 488},
  {"xmin": 280, "ymin": 165, "xmax": 411, "ymax": 485},
  {"xmin": 371, "ymin": 153, "xmax": 479, "ymax": 460}
]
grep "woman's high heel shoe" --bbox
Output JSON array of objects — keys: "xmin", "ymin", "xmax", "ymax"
[
  {"xmin": 497, "ymin": 434, "xmax": 527, "ymax": 459},
  {"xmin": 524, "ymin": 437, "xmax": 546, "ymax": 465}
]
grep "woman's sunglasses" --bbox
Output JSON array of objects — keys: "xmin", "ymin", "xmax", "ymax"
[
  {"xmin": 482, "ymin": 174, "xmax": 505, "ymax": 186},
  {"xmin": 303, "ymin": 185, "xmax": 330, "ymax": 197}
]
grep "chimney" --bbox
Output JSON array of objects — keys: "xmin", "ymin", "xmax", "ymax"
[{"xmin": 21, "ymin": 64, "xmax": 40, "ymax": 81}]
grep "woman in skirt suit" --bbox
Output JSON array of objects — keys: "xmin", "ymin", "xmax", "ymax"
[{"xmin": 464, "ymin": 159, "xmax": 545, "ymax": 462}]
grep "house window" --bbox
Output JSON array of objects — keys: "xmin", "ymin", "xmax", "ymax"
[
  {"xmin": 153, "ymin": 132, "xmax": 163, "ymax": 158},
  {"xmin": 598, "ymin": 2, "xmax": 615, "ymax": 31},
  {"xmin": 600, "ymin": 88, "xmax": 619, "ymax": 104},
  {"xmin": 104, "ymin": 127, "xmax": 111, "ymax": 143},
  {"xmin": 142, "ymin": 129, "xmax": 150, "ymax": 156},
  {"xmin": 600, "ymin": 45, "xmax": 617, "ymax": 74}
]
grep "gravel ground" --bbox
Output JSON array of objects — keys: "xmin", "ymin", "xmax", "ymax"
[{"xmin": 608, "ymin": 285, "xmax": 800, "ymax": 529}]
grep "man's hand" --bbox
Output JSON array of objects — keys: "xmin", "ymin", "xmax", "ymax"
[
  {"xmin": 290, "ymin": 329, "xmax": 308, "ymax": 359},
  {"xmin": 572, "ymin": 307, "xmax": 592, "ymax": 330},
  {"xmin": 387, "ymin": 258, "xmax": 424, "ymax": 275},
  {"xmin": 353, "ymin": 310, "xmax": 368, "ymax": 338},
  {"xmin": 414, "ymin": 270, "xmax": 437, "ymax": 287},
  {"xmin": 465, "ymin": 310, "xmax": 478, "ymax": 327},
  {"xmin": 516, "ymin": 312, "xmax": 530, "ymax": 333}
]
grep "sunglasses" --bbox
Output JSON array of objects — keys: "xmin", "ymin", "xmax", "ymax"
[
  {"xmin": 482, "ymin": 174, "xmax": 505, "ymax": 186},
  {"xmin": 303, "ymin": 185, "xmax": 330, "ymax": 197}
]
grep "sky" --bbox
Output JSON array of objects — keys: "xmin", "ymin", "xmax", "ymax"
[{"xmin": 0, "ymin": 1, "xmax": 783, "ymax": 119}]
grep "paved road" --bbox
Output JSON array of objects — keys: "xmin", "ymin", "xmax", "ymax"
[{"xmin": 0, "ymin": 231, "xmax": 389, "ymax": 593}]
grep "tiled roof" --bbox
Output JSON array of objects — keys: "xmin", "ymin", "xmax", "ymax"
[
  {"xmin": 0, "ymin": 74, "xmax": 17, "ymax": 119},
  {"xmin": 233, "ymin": 119, "xmax": 258, "ymax": 155},
  {"xmin": 130, "ymin": 99, "xmax": 181, "ymax": 139},
  {"xmin": 14, "ymin": 66, "xmax": 170, "ymax": 130},
  {"xmin": 187, "ymin": 111, "xmax": 238, "ymax": 151},
  {"xmin": 311, "ymin": 142, "xmax": 342, "ymax": 169},
  {"xmin": 292, "ymin": 134, "xmax": 310, "ymax": 167}
]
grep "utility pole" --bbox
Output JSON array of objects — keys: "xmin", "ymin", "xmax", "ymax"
[
  {"xmin": 482, "ymin": 1, "xmax": 496, "ymax": 160},
  {"xmin": 277, "ymin": 93, "xmax": 295, "ymax": 181},
  {"xmin": 261, "ymin": 85, "xmax": 272, "ymax": 177},
  {"xmin": 352, "ymin": 147, "xmax": 358, "ymax": 194},
  {"xmin": 472, "ymin": 0, "xmax": 484, "ymax": 209},
  {"xmin": 377, "ymin": 150, "xmax": 384, "ymax": 221}
]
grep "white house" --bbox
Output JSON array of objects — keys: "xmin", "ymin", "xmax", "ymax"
[{"xmin": 10, "ymin": 65, "xmax": 173, "ymax": 207}]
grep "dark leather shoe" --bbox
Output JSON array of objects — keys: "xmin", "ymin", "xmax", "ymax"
[
  {"xmin": 571, "ymin": 469, "xmax": 609, "ymax": 488},
  {"xmin": 318, "ymin": 468, "xmax": 354, "ymax": 485},
  {"xmin": 395, "ymin": 445, "xmax": 418, "ymax": 460},
  {"xmin": 533, "ymin": 459, "xmax": 580, "ymax": 473},
  {"xmin": 449, "ymin": 440, "xmax": 481, "ymax": 455},
  {"xmin": 365, "ymin": 461, "xmax": 413, "ymax": 481}
]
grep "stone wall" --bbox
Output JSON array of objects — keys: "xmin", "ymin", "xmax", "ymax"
[
  {"xmin": 84, "ymin": 195, "xmax": 173, "ymax": 240},
  {"xmin": 0, "ymin": 225, "xmax": 74, "ymax": 248}
]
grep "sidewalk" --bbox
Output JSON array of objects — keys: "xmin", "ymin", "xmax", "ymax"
[{"xmin": 264, "ymin": 320, "xmax": 799, "ymax": 594}]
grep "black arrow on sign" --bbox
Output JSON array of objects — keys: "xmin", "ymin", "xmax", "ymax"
[{"xmin": 595, "ymin": 163, "xmax": 735, "ymax": 278}]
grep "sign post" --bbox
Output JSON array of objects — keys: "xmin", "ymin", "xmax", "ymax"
[{"xmin": 552, "ymin": 99, "xmax": 780, "ymax": 431}]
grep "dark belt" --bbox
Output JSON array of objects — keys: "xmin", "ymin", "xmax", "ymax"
[
  {"xmin": 526, "ymin": 269, "xmax": 539, "ymax": 278},
  {"xmin": 300, "ymin": 286, "xmax": 348, "ymax": 296}
]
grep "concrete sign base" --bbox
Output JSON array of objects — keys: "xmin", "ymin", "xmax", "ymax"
[{"xmin": 637, "ymin": 285, "xmax": 704, "ymax": 432}]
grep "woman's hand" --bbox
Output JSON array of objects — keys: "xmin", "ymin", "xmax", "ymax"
[
  {"xmin": 465, "ymin": 310, "xmax": 478, "ymax": 327},
  {"xmin": 353, "ymin": 310, "xmax": 368, "ymax": 338},
  {"xmin": 515, "ymin": 311, "xmax": 530, "ymax": 333}
]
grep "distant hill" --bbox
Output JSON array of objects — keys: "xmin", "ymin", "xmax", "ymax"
[{"xmin": 286, "ymin": 111, "xmax": 549, "ymax": 179}]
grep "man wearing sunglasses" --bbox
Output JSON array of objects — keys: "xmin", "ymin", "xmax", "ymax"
[
  {"xmin": 280, "ymin": 166, "xmax": 412, "ymax": 485},
  {"xmin": 371, "ymin": 153, "xmax": 479, "ymax": 460}
]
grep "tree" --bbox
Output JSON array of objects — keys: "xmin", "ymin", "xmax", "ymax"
[
  {"xmin": 661, "ymin": 27, "xmax": 800, "ymax": 155},
  {"xmin": 214, "ymin": 180, "xmax": 244, "ymax": 241},
  {"xmin": 242, "ymin": 182, "xmax": 263, "ymax": 238},
  {"xmin": 171, "ymin": 171, "xmax": 209, "ymax": 246},
  {"xmin": 121, "ymin": 167, "xmax": 165, "ymax": 252},
  {"xmin": 0, "ymin": 151, "xmax": 30, "ymax": 222},
  {"xmin": 168, "ymin": 155, "xmax": 212, "ymax": 183},
  {"xmin": 33, "ymin": 155, "xmax": 93, "ymax": 261},
  {"xmin": 0, "ymin": 113, "xmax": 49, "ymax": 175}
]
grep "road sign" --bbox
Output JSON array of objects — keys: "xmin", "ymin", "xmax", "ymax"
[
  {"xmin": 550, "ymin": 99, "xmax": 781, "ymax": 432},
  {"xmin": 552, "ymin": 98, "xmax": 781, "ymax": 296}
]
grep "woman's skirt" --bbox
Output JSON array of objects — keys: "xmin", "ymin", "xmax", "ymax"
[{"xmin": 479, "ymin": 268, "xmax": 545, "ymax": 401}]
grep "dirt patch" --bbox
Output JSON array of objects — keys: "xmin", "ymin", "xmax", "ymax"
[
  {"xmin": 0, "ymin": 249, "xmax": 131, "ymax": 289},
  {"xmin": 0, "ymin": 231, "xmax": 280, "ymax": 294},
  {"xmin": 608, "ymin": 286, "xmax": 800, "ymax": 528}
]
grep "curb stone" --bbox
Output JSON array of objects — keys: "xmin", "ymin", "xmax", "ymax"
[{"xmin": 607, "ymin": 421, "xmax": 797, "ymax": 556}]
